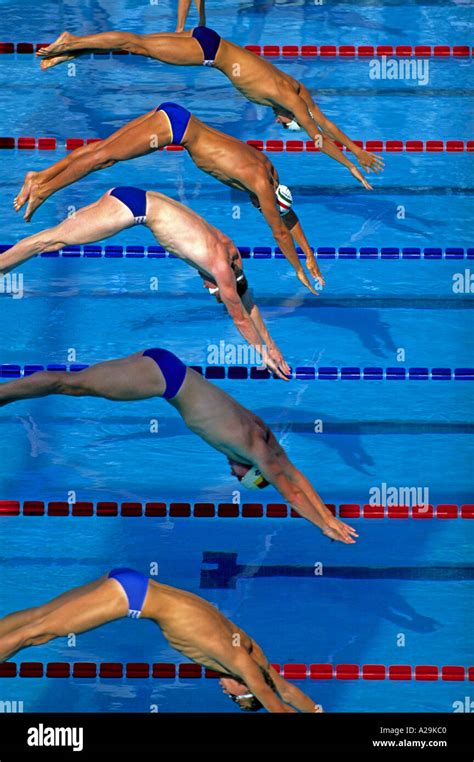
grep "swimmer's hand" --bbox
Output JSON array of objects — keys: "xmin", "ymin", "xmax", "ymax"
[
  {"xmin": 322, "ymin": 516, "xmax": 359, "ymax": 544},
  {"xmin": 268, "ymin": 345, "xmax": 291, "ymax": 378},
  {"xmin": 355, "ymin": 148, "xmax": 385, "ymax": 174},
  {"xmin": 262, "ymin": 348, "xmax": 291, "ymax": 382},
  {"xmin": 305, "ymin": 254, "xmax": 325, "ymax": 289},
  {"xmin": 349, "ymin": 164, "xmax": 373, "ymax": 191},
  {"xmin": 296, "ymin": 267, "xmax": 320, "ymax": 296}
]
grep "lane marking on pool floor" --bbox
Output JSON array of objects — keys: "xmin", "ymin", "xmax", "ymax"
[
  {"xmin": 0, "ymin": 501, "xmax": 472, "ymax": 519},
  {"xmin": 0, "ymin": 662, "xmax": 472, "ymax": 680}
]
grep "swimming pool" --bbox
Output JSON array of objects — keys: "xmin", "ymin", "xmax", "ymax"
[{"xmin": 0, "ymin": 0, "xmax": 472, "ymax": 714}]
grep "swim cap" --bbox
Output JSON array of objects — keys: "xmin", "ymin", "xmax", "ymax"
[
  {"xmin": 240, "ymin": 465, "xmax": 270, "ymax": 490},
  {"xmin": 275, "ymin": 184, "xmax": 293, "ymax": 216},
  {"xmin": 284, "ymin": 119, "xmax": 301, "ymax": 131}
]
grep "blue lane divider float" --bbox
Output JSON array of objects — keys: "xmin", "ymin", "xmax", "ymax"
[
  {"xmin": 0, "ymin": 245, "xmax": 473, "ymax": 260},
  {"xmin": 0, "ymin": 365, "xmax": 473, "ymax": 380}
]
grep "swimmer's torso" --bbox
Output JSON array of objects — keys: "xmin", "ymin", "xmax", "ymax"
[
  {"xmin": 145, "ymin": 580, "xmax": 253, "ymax": 672},
  {"xmin": 170, "ymin": 368, "xmax": 264, "ymax": 464},
  {"xmin": 183, "ymin": 117, "xmax": 277, "ymax": 193},
  {"xmin": 145, "ymin": 191, "xmax": 234, "ymax": 275},
  {"xmin": 216, "ymin": 39, "xmax": 300, "ymax": 108}
]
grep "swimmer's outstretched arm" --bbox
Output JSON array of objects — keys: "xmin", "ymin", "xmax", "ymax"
[
  {"xmin": 255, "ymin": 182, "xmax": 318, "ymax": 296},
  {"xmin": 250, "ymin": 433, "xmax": 358, "ymax": 544},
  {"xmin": 285, "ymin": 215, "xmax": 325, "ymax": 288},
  {"xmin": 281, "ymin": 91, "xmax": 383, "ymax": 188},
  {"xmin": 249, "ymin": 640, "xmax": 322, "ymax": 712},
  {"xmin": 212, "ymin": 264, "xmax": 289, "ymax": 381},
  {"xmin": 240, "ymin": 288, "xmax": 290, "ymax": 378}
]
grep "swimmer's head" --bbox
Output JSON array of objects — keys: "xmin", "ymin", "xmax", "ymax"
[
  {"xmin": 220, "ymin": 668, "xmax": 278, "ymax": 712},
  {"xmin": 219, "ymin": 677, "xmax": 262, "ymax": 711},
  {"xmin": 201, "ymin": 277, "xmax": 223, "ymax": 303},
  {"xmin": 228, "ymin": 459, "xmax": 270, "ymax": 490},
  {"xmin": 273, "ymin": 107, "xmax": 301, "ymax": 131}
]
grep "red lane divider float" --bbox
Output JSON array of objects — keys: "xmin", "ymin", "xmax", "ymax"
[
  {"xmin": 0, "ymin": 137, "xmax": 472, "ymax": 153},
  {"xmin": 0, "ymin": 500, "xmax": 472, "ymax": 519},
  {"xmin": 0, "ymin": 661, "xmax": 471, "ymax": 680},
  {"xmin": 0, "ymin": 42, "xmax": 472, "ymax": 58}
]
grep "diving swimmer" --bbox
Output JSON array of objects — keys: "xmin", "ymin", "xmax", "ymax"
[
  {"xmin": 2, "ymin": 186, "xmax": 289, "ymax": 379},
  {"xmin": 0, "ymin": 348, "xmax": 358, "ymax": 544},
  {"xmin": 36, "ymin": 27, "xmax": 384, "ymax": 182},
  {"xmin": 0, "ymin": 569, "xmax": 322, "ymax": 713},
  {"xmin": 14, "ymin": 103, "xmax": 325, "ymax": 295}
]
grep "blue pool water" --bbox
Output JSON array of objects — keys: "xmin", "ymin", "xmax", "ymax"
[{"xmin": 0, "ymin": 0, "xmax": 473, "ymax": 713}]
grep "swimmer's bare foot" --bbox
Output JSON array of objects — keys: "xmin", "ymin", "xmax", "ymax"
[
  {"xmin": 36, "ymin": 31, "xmax": 75, "ymax": 59},
  {"xmin": 40, "ymin": 54, "xmax": 76, "ymax": 71},
  {"xmin": 24, "ymin": 183, "xmax": 47, "ymax": 222},
  {"xmin": 14, "ymin": 171, "xmax": 38, "ymax": 212}
]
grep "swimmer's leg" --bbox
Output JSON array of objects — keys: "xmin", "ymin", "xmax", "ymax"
[
  {"xmin": 38, "ymin": 29, "xmax": 204, "ymax": 68},
  {"xmin": 2, "ymin": 193, "xmax": 134, "ymax": 275},
  {"xmin": 14, "ymin": 109, "xmax": 155, "ymax": 214},
  {"xmin": 19, "ymin": 109, "xmax": 164, "ymax": 222},
  {"xmin": 0, "ymin": 353, "xmax": 166, "ymax": 407},
  {"xmin": 0, "ymin": 577, "xmax": 127, "ymax": 662},
  {"xmin": 0, "ymin": 577, "xmax": 106, "ymax": 637}
]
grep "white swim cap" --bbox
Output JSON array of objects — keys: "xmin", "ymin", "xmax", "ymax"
[
  {"xmin": 240, "ymin": 465, "xmax": 270, "ymax": 490},
  {"xmin": 275, "ymin": 184, "xmax": 293, "ymax": 216},
  {"xmin": 284, "ymin": 119, "xmax": 301, "ymax": 131}
]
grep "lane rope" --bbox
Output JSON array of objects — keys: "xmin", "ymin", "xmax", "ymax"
[
  {"xmin": 1, "ymin": 244, "xmax": 472, "ymax": 260},
  {"xmin": 0, "ymin": 42, "xmax": 472, "ymax": 58},
  {"xmin": 0, "ymin": 661, "xmax": 472, "ymax": 681},
  {"xmin": 0, "ymin": 137, "xmax": 472, "ymax": 152},
  {"xmin": 0, "ymin": 500, "xmax": 472, "ymax": 519},
  {"xmin": 1, "ymin": 365, "xmax": 473, "ymax": 380}
]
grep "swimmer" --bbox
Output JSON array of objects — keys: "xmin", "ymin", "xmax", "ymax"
[
  {"xmin": 0, "ymin": 569, "xmax": 322, "ymax": 713},
  {"xmin": 36, "ymin": 28, "xmax": 384, "ymax": 182},
  {"xmin": 14, "ymin": 103, "xmax": 325, "ymax": 295},
  {"xmin": 176, "ymin": 0, "xmax": 206, "ymax": 33},
  {"xmin": 2, "ymin": 186, "xmax": 289, "ymax": 380},
  {"xmin": 0, "ymin": 349, "xmax": 358, "ymax": 544}
]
